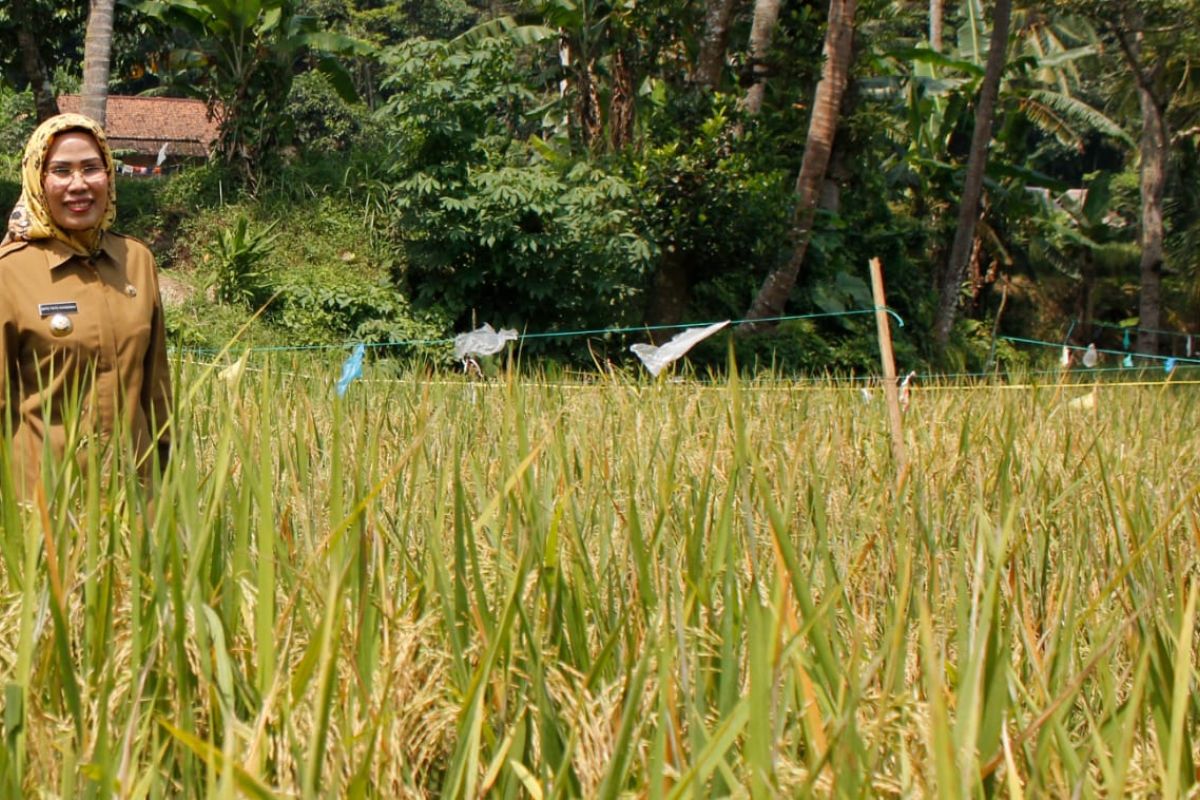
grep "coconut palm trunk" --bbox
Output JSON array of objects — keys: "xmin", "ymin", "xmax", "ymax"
[
  {"xmin": 932, "ymin": 0, "xmax": 1012, "ymax": 350},
  {"xmin": 929, "ymin": 0, "xmax": 944, "ymax": 51},
  {"xmin": 743, "ymin": 0, "xmax": 857, "ymax": 328},
  {"xmin": 744, "ymin": 0, "xmax": 782, "ymax": 114},
  {"xmin": 81, "ymin": 0, "xmax": 117, "ymax": 126}
]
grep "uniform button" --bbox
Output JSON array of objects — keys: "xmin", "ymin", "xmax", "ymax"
[{"xmin": 49, "ymin": 314, "xmax": 73, "ymax": 336}]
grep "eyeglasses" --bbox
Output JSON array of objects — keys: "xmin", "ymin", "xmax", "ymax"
[{"xmin": 44, "ymin": 164, "xmax": 108, "ymax": 183}]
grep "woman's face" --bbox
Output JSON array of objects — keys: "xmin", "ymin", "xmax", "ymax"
[{"xmin": 42, "ymin": 132, "xmax": 109, "ymax": 232}]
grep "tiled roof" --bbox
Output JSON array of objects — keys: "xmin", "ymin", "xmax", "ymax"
[{"xmin": 57, "ymin": 95, "xmax": 219, "ymax": 158}]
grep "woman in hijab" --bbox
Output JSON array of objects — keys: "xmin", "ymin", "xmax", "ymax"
[{"xmin": 0, "ymin": 113, "xmax": 172, "ymax": 497}]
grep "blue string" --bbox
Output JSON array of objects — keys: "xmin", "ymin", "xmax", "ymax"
[{"xmin": 169, "ymin": 307, "xmax": 906, "ymax": 355}]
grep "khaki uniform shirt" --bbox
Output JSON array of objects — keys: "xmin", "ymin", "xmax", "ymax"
[{"xmin": 0, "ymin": 232, "xmax": 172, "ymax": 494}]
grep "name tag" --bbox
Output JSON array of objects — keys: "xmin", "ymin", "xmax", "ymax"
[{"xmin": 38, "ymin": 302, "xmax": 79, "ymax": 317}]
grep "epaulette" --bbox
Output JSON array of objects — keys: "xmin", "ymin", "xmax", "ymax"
[
  {"xmin": 106, "ymin": 231, "xmax": 153, "ymax": 249},
  {"xmin": 0, "ymin": 239, "xmax": 31, "ymax": 260}
]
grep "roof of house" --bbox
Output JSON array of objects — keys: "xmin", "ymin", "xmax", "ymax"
[{"xmin": 57, "ymin": 95, "xmax": 219, "ymax": 158}]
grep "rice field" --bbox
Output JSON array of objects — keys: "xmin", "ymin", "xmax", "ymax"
[{"xmin": 1, "ymin": 356, "xmax": 1198, "ymax": 798}]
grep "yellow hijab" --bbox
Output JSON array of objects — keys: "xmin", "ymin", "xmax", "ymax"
[{"xmin": 5, "ymin": 113, "xmax": 117, "ymax": 257}]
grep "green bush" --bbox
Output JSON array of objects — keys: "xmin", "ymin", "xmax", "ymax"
[
  {"xmin": 116, "ymin": 163, "xmax": 237, "ymax": 258},
  {"xmin": 276, "ymin": 277, "xmax": 449, "ymax": 354}
]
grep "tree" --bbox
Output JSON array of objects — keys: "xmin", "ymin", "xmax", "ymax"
[
  {"xmin": 932, "ymin": 0, "xmax": 1012, "ymax": 350},
  {"xmin": 1119, "ymin": 10, "xmax": 1169, "ymax": 354},
  {"xmin": 534, "ymin": 0, "xmax": 683, "ymax": 152},
  {"xmin": 1050, "ymin": 0, "xmax": 1200, "ymax": 354},
  {"xmin": 743, "ymin": 0, "xmax": 857, "ymax": 328},
  {"xmin": 374, "ymin": 33, "xmax": 656, "ymax": 344},
  {"xmin": 81, "ymin": 0, "xmax": 116, "ymax": 125},
  {"xmin": 694, "ymin": 0, "xmax": 741, "ymax": 88},
  {"xmin": 929, "ymin": 0, "xmax": 944, "ymax": 51},
  {"xmin": 743, "ymin": 0, "xmax": 781, "ymax": 114},
  {"xmin": 136, "ymin": 0, "xmax": 367, "ymax": 184},
  {"xmin": 5, "ymin": 0, "xmax": 61, "ymax": 121}
]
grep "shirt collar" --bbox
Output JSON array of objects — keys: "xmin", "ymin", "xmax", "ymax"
[{"xmin": 46, "ymin": 231, "xmax": 115, "ymax": 269}]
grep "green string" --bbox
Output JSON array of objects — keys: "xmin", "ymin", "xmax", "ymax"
[
  {"xmin": 1000, "ymin": 335, "xmax": 1200, "ymax": 365},
  {"xmin": 1069, "ymin": 318, "xmax": 1195, "ymax": 341},
  {"xmin": 170, "ymin": 307, "xmax": 905, "ymax": 355}
]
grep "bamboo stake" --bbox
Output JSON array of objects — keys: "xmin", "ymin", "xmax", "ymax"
[{"xmin": 868, "ymin": 257, "xmax": 907, "ymax": 471}]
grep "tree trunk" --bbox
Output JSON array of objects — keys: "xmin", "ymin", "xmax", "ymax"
[
  {"xmin": 82, "ymin": 0, "xmax": 116, "ymax": 126},
  {"xmin": 932, "ymin": 0, "xmax": 1012, "ymax": 350},
  {"xmin": 1110, "ymin": 11, "xmax": 1169, "ymax": 356},
  {"xmin": 608, "ymin": 48, "xmax": 636, "ymax": 150},
  {"xmin": 744, "ymin": 0, "xmax": 782, "ymax": 115},
  {"xmin": 1079, "ymin": 255, "xmax": 1096, "ymax": 342},
  {"xmin": 743, "ymin": 0, "xmax": 857, "ymax": 329},
  {"xmin": 576, "ymin": 61, "xmax": 603, "ymax": 149},
  {"xmin": 10, "ymin": 0, "xmax": 60, "ymax": 121},
  {"xmin": 929, "ymin": 0, "xmax": 944, "ymax": 51},
  {"xmin": 647, "ymin": 252, "xmax": 690, "ymax": 326},
  {"xmin": 1134, "ymin": 83, "xmax": 1168, "ymax": 355},
  {"xmin": 695, "ymin": 0, "xmax": 741, "ymax": 88},
  {"xmin": 644, "ymin": 0, "xmax": 738, "ymax": 319}
]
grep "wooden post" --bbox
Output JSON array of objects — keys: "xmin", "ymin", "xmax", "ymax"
[{"xmin": 869, "ymin": 257, "xmax": 907, "ymax": 470}]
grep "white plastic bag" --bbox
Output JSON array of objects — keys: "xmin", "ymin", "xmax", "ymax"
[
  {"xmin": 630, "ymin": 321, "xmax": 730, "ymax": 377},
  {"xmin": 454, "ymin": 324, "xmax": 519, "ymax": 361}
]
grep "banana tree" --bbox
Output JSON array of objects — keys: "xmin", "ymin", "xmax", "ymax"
[
  {"xmin": 863, "ymin": 1, "xmax": 1128, "ymax": 349},
  {"xmin": 534, "ymin": 0, "xmax": 694, "ymax": 152},
  {"xmin": 135, "ymin": 0, "xmax": 369, "ymax": 184},
  {"xmin": 1027, "ymin": 171, "xmax": 1140, "ymax": 339}
]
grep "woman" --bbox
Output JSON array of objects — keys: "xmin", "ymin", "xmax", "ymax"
[{"xmin": 0, "ymin": 113, "xmax": 172, "ymax": 496}]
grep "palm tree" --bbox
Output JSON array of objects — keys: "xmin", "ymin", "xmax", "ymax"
[
  {"xmin": 933, "ymin": 0, "xmax": 1013, "ymax": 349},
  {"xmin": 930, "ymin": 0, "xmax": 944, "ymax": 51},
  {"xmin": 743, "ymin": 0, "xmax": 858, "ymax": 328},
  {"xmin": 81, "ymin": 0, "xmax": 116, "ymax": 126},
  {"xmin": 136, "ymin": 0, "xmax": 365, "ymax": 184},
  {"xmin": 744, "ymin": 0, "xmax": 782, "ymax": 115}
]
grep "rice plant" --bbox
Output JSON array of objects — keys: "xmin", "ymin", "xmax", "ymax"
[{"xmin": 0, "ymin": 356, "xmax": 1197, "ymax": 797}]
